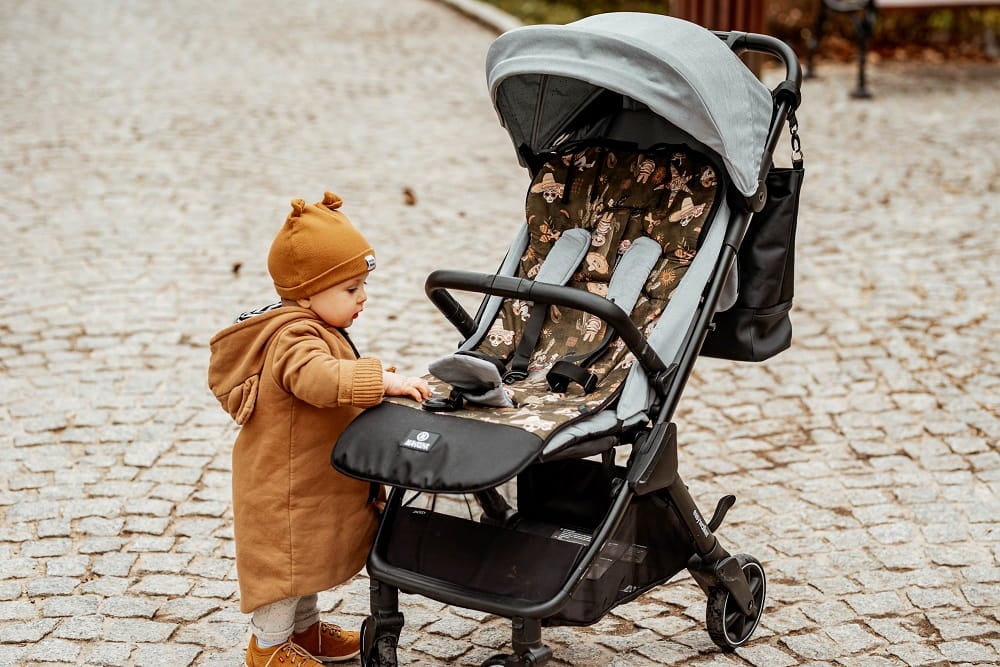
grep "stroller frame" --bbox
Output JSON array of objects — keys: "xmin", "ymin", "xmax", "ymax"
[{"xmin": 345, "ymin": 22, "xmax": 802, "ymax": 667}]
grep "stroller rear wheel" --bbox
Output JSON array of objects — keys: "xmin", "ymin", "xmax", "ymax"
[{"xmin": 705, "ymin": 553, "xmax": 766, "ymax": 651}]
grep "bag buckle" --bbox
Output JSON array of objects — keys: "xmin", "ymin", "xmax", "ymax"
[{"xmin": 422, "ymin": 390, "xmax": 465, "ymax": 413}]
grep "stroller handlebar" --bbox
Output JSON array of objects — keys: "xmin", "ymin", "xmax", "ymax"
[
  {"xmin": 426, "ymin": 269, "xmax": 671, "ymax": 379},
  {"xmin": 714, "ymin": 30, "xmax": 803, "ymax": 190},
  {"xmin": 714, "ymin": 30, "xmax": 802, "ymax": 107}
]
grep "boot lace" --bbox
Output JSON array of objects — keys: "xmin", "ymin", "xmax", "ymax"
[
  {"xmin": 270, "ymin": 641, "xmax": 317, "ymax": 667},
  {"xmin": 319, "ymin": 622, "xmax": 345, "ymax": 640}
]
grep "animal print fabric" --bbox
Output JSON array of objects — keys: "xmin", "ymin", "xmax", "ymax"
[{"xmin": 404, "ymin": 144, "xmax": 719, "ymax": 445}]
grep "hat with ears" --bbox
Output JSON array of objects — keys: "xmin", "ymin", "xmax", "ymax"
[{"xmin": 267, "ymin": 192, "xmax": 376, "ymax": 300}]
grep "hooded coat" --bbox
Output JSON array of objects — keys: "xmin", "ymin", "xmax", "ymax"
[{"xmin": 207, "ymin": 305, "xmax": 383, "ymax": 613}]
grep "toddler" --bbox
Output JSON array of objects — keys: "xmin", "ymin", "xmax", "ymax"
[{"xmin": 208, "ymin": 192, "xmax": 430, "ymax": 666}]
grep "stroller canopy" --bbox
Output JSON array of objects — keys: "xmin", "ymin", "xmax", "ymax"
[{"xmin": 486, "ymin": 12, "xmax": 773, "ymax": 197}]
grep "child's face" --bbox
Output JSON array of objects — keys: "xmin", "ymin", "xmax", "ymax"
[{"xmin": 300, "ymin": 273, "xmax": 368, "ymax": 328}]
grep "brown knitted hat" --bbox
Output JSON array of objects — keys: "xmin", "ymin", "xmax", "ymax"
[{"xmin": 267, "ymin": 192, "xmax": 376, "ymax": 300}]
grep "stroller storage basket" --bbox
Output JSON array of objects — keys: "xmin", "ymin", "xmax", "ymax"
[
  {"xmin": 522, "ymin": 459, "xmax": 694, "ymax": 626},
  {"xmin": 369, "ymin": 459, "xmax": 694, "ymax": 626}
]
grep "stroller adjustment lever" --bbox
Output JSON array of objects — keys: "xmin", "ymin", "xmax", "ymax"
[{"xmin": 628, "ymin": 422, "xmax": 678, "ymax": 495}]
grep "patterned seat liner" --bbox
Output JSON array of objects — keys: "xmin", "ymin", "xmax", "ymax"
[{"xmin": 397, "ymin": 143, "xmax": 720, "ymax": 446}]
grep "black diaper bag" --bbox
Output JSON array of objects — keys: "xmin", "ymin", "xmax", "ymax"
[{"xmin": 701, "ymin": 113, "xmax": 804, "ymax": 362}]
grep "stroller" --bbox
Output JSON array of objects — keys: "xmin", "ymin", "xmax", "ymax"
[{"xmin": 333, "ymin": 13, "xmax": 802, "ymax": 667}]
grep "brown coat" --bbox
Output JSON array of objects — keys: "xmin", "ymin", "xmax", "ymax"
[{"xmin": 207, "ymin": 305, "xmax": 383, "ymax": 612}]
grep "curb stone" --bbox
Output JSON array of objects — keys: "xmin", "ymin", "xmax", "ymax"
[{"xmin": 434, "ymin": 0, "xmax": 523, "ymax": 33}]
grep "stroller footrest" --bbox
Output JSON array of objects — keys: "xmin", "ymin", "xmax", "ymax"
[{"xmin": 332, "ymin": 402, "xmax": 544, "ymax": 493}]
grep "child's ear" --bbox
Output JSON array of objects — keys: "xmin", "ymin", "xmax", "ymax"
[{"xmin": 296, "ymin": 297, "xmax": 311, "ymax": 308}]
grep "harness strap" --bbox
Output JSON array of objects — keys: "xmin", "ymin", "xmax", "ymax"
[
  {"xmin": 505, "ymin": 306, "xmax": 548, "ymax": 383},
  {"xmin": 504, "ymin": 228, "xmax": 592, "ymax": 382},
  {"xmin": 546, "ymin": 237, "xmax": 663, "ymax": 393}
]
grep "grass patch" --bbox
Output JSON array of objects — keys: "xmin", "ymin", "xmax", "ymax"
[{"xmin": 480, "ymin": 0, "xmax": 669, "ymax": 25}]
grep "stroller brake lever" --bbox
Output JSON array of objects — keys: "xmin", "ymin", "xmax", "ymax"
[{"xmin": 708, "ymin": 495, "xmax": 737, "ymax": 532}]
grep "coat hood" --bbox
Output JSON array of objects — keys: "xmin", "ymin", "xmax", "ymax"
[{"xmin": 208, "ymin": 306, "xmax": 317, "ymax": 424}]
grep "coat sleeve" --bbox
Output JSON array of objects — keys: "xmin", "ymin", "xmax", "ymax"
[{"xmin": 271, "ymin": 323, "xmax": 384, "ymax": 408}]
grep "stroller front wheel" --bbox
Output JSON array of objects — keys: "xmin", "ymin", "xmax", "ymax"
[
  {"xmin": 481, "ymin": 652, "xmax": 545, "ymax": 667},
  {"xmin": 705, "ymin": 553, "xmax": 766, "ymax": 651},
  {"xmin": 360, "ymin": 616, "xmax": 399, "ymax": 667}
]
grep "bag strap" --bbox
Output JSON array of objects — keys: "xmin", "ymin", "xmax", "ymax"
[{"xmin": 501, "ymin": 228, "xmax": 591, "ymax": 382}]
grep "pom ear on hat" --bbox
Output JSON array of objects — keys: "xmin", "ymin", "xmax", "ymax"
[
  {"xmin": 267, "ymin": 191, "xmax": 375, "ymax": 300},
  {"xmin": 320, "ymin": 192, "xmax": 343, "ymax": 209}
]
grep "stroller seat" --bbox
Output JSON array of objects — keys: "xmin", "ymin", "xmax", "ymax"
[
  {"xmin": 335, "ymin": 140, "xmax": 728, "ymax": 492},
  {"xmin": 449, "ymin": 142, "xmax": 719, "ymax": 406},
  {"xmin": 410, "ymin": 141, "xmax": 718, "ymax": 438}
]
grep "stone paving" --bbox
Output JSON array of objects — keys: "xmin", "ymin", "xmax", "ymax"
[{"xmin": 1, "ymin": 0, "xmax": 997, "ymax": 665}]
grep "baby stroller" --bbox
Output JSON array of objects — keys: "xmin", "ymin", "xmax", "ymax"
[{"xmin": 333, "ymin": 13, "xmax": 803, "ymax": 667}]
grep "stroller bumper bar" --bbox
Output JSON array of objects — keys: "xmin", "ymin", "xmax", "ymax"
[{"xmin": 426, "ymin": 270, "xmax": 673, "ymax": 388}]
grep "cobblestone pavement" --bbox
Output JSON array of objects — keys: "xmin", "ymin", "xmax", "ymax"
[{"xmin": 1, "ymin": 1, "xmax": 997, "ymax": 665}]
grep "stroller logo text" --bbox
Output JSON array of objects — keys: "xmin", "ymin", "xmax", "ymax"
[
  {"xmin": 693, "ymin": 508, "xmax": 711, "ymax": 537},
  {"xmin": 400, "ymin": 429, "xmax": 440, "ymax": 452}
]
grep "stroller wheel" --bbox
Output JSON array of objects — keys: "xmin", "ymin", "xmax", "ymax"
[
  {"xmin": 705, "ymin": 553, "xmax": 766, "ymax": 651},
  {"xmin": 481, "ymin": 655, "xmax": 508, "ymax": 666},
  {"xmin": 360, "ymin": 617, "xmax": 399, "ymax": 667}
]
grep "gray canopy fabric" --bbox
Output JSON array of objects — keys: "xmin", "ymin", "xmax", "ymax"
[{"xmin": 485, "ymin": 12, "xmax": 773, "ymax": 197}]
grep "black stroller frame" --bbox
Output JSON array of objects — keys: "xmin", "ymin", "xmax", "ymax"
[{"xmin": 336, "ymin": 21, "xmax": 802, "ymax": 667}]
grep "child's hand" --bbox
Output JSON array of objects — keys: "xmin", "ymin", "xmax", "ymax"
[{"xmin": 383, "ymin": 371, "xmax": 432, "ymax": 402}]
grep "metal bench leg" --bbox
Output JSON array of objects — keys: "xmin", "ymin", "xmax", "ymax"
[
  {"xmin": 851, "ymin": 1, "xmax": 877, "ymax": 98},
  {"xmin": 806, "ymin": 0, "xmax": 830, "ymax": 79}
]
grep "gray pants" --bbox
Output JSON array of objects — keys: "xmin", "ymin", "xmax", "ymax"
[{"xmin": 250, "ymin": 594, "xmax": 321, "ymax": 645}]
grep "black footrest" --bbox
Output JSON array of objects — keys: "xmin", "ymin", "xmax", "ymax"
[{"xmin": 333, "ymin": 402, "xmax": 544, "ymax": 493}]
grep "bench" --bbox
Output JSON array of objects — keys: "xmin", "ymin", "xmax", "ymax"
[{"xmin": 805, "ymin": 0, "xmax": 999, "ymax": 97}]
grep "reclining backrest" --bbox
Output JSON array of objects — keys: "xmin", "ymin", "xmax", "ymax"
[{"xmin": 476, "ymin": 142, "xmax": 720, "ymax": 390}]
